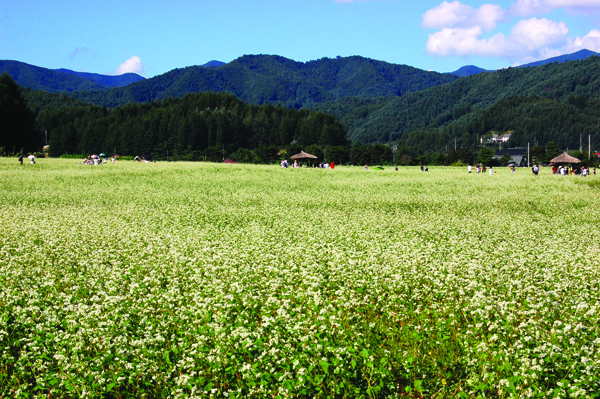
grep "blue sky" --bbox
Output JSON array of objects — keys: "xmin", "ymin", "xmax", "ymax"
[{"xmin": 2, "ymin": 0, "xmax": 600, "ymax": 77}]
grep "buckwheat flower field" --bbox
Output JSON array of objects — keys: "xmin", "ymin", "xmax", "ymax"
[{"xmin": 1, "ymin": 159, "xmax": 599, "ymax": 398}]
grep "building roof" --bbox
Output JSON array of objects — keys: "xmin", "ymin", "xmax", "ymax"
[
  {"xmin": 549, "ymin": 152, "xmax": 581, "ymax": 164},
  {"xmin": 290, "ymin": 151, "xmax": 318, "ymax": 160}
]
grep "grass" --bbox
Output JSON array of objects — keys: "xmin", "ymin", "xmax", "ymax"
[{"xmin": 1, "ymin": 159, "xmax": 599, "ymax": 398}]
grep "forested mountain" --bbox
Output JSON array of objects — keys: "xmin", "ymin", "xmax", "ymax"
[
  {"xmin": 0, "ymin": 60, "xmax": 144, "ymax": 92},
  {"xmin": 451, "ymin": 65, "xmax": 491, "ymax": 77},
  {"xmin": 38, "ymin": 91, "xmax": 348, "ymax": 162},
  {"xmin": 54, "ymin": 69, "xmax": 144, "ymax": 87},
  {"xmin": 0, "ymin": 60, "xmax": 106, "ymax": 92},
  {"xmin": 10, "ymin": 51, "xmax": 600, "ymax": 160},
  {"xmin": 66, "ymin": 55, "xmax": 459, "ymax": 108},
  {"xmin": 519, "ymin": 49, "xmax": 600, "ymax": 68},
  {"xmin": 201, "ymin": 61, "xmax": 226, "ymax": 68},
  {"xmin": 313, "ymin": 56, "xmax": 600, "ymax": 151},
  {"xmin": 450, "ymin": 49, "xmax": 600, "ymax": 77}
]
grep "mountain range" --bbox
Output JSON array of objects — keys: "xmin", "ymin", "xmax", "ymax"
[
  {"xmin": 4, "ymin": 49, "xmax": 600, "ymax": 151},
  {"xmin": 63, "ymin": 55, "xmax": 460, "ymax": 109},
  {"xmin": 0, "ymin": 60, "xmax": 145, "ymax": 92},
  {"xmin": 450, "ymin": 49, "xmax": 600, "ymax": 76}
]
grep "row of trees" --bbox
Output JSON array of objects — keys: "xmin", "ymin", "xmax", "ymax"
[{"xmin": 39, "ymin": 91, "xmax": 348, "ymax": 160}]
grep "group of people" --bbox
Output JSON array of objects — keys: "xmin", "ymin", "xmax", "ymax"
[
  {"xmin": 467, "ymin": 164, "xmax": 493, "ymax": 175},
  {"xmin": 280, "ymin": 159, "xmax": 335, "ymax": 169},
  {"xmin": 552, "ymin": 164, "xmax": 595, "ymax": 176},
  {"xmin": 82, "ymin": 156, "xmax": 115, "ymax": 165},
  {"xmin": 17, "ymin": 154, "xmax": 36, "ymax": 165}
]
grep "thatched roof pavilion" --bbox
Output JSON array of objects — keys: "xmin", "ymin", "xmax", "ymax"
[
  {"xmin": 290, "ymin": 151, "xmax": 318, "ymax": 160},
  {"xmin": 549, "ymin": 152, "xmax": 581, "ymax": 164}
]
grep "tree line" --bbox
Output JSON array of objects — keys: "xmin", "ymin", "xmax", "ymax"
[{"xmin": 38, "ymin": 90, "xmax": 349, "ymax": 162}]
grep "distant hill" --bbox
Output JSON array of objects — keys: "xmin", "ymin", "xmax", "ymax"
[
  {"xmin": 451, "ymin": 49, "xmax": 600, "ymax": 77},
  {"xmin": 54, "ymin": 69, "xmax": 145, "ymax": 87},
  {"xmin": 451, "ymin": 65, "xmax": 491, "ymax": 77},
  {"xmin": 68, "ymin": 54, "xmax": 460, "ymax": 108},
  {"xmin": 0, "ymin": 60, "xmax": 144, "ymax": 92},
  {"xmin": 201, "ymin": 60, "xmax": 226, "ymax": 68},
  {"xmin": 0, "ymin": 60, "xmax": 107, "ymax": 92},
  {"xmin": 518, "ymin": 49, "xmax": 600, "ymax": 68}
]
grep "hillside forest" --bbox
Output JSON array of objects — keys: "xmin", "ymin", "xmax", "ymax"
[{"xmin": 4, "ymin": 54, "xmax": 600, "ymax": 166}]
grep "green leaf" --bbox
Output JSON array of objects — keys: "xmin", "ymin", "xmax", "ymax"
[
  {"xmin": 414, "ymin": 379, "xmax": 423, "ymax": 393},
  {"xmin": 319, "ymin": 360, "xmax": 330, "ymax": 374}
]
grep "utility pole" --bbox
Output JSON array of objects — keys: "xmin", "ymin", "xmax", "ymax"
[
  {"xmin": 454, "ymin": 137, "xmax": 457, "ymax": 151},
  {"xmin": 167, "ymin": 149, "xmax": 169, "ymax": 162},
  {"xmin": 527, "ymin": 142, "xmax": 530, "ymax": 168},
  {"xmin": 45, "ymin": 130, "xmax": 48, "ymax": 145},
  {"xmin": 580, "ymin": 132, "xmax": 583, "ymax": 153},
  {"xmin": 589, "ymin": 135, "xmax": 591, "ymax": 161}
]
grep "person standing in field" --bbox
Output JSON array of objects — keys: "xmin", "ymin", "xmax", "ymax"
[
  {"xmin": 364, "ymin": 165, "xmax": 368, "ymax": 171},
  {"xmin": 27, "ymin": 153, "xmax": 35, "ymax": 164},
  {"xmin": 468, "ymin": 165, "xmax": 472, "ymax": 173},
  {"xmin": 489, "ymin": 166, "xmax": 493, "ymax": 176},
  {"xmin": 18, "ymin": 154, "xmax": 24, "ymax": 165}
]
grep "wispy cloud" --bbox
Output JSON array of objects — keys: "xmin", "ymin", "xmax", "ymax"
[
  {"xmin": 510, "ymin": 0, "xmax": 600, "ymax": 17},
  {"xmin": 114, "ymin": 56, "xmax": 145, "ymax": 75},
  {"xmin": 69, "ymin": 47, "xmax": 89, "ymax": 61}
]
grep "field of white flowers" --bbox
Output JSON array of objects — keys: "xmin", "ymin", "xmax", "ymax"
[{"xmin": 1, "ymin": 158, "xmax": 599, "ymax": 398}]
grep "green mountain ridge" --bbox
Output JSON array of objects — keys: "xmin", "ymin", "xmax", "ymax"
[
  {"xmin": 9, "ymin": 51, "xmax": 600, "ymax": 154},
  {"xmin": 0, "ymin": 60, "xmax": 145, "ymax": 92},
  {"xmin": 63, "ymin": 54, "xmax": 460, "ymax": 108},
  {"xmin": 54, "ymin": 69, "xmax": 145, "ymax": 87},
  {"xmin": 313, "ymin": 55, "xmax": 600, "ymax": 151}
]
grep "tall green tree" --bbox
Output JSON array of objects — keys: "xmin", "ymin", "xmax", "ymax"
[{"xmin": 0, "ymin": 73, "xmax": 39, "ymax": 153}]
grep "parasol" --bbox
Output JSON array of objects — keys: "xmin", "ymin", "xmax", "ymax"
[
  {"xmin": 549, "ymin": 152, "xmax": 580, "ymax": 164},
  {"xmin": 290, "ymin": 151, "xmax": 318, "ymax": 160}
]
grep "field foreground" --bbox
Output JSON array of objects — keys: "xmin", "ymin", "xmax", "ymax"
[{"xmin": 1, "ymin": 159, "xmax": 600, "ymax": 398}]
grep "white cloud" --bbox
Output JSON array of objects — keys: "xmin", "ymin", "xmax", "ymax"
[
  {"xmin": 114, "ymin": 56, "xmax": 144, "ymax": 75},
  {"xmin": 426, "ymin": 17, "xmax": 569, "ymax": 59},
  {"xmin": 422, "ymin": 1, "xmax": 504, "ymax": 31},
  {"xmin": 567, "ymin": 28, "xmax": 600, "ymax": 49},
  {"xmin": 426, "ymin": 27, "xmax": 507, "ymax": 57},
  {"xmin": 510, "ymin": 17, "xmax": 569, "ymax": 51},
  {"xmin": 511, "ymin": 0, "xmax": 600, "ymax": 16}
]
